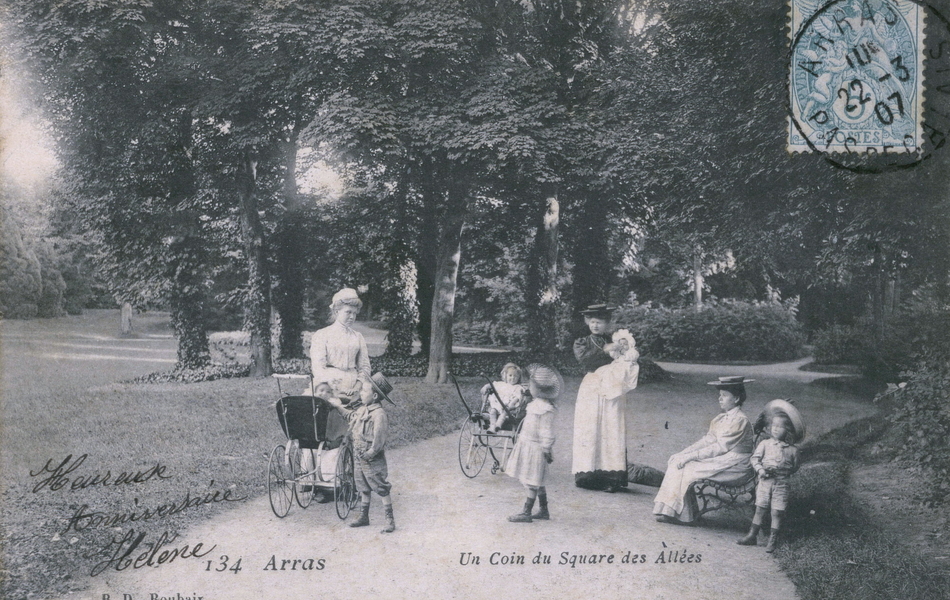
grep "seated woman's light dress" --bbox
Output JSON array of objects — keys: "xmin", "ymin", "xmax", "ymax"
[{"xmin": 652, "ymin": 406, "xmax": 754, "ymax": 523}]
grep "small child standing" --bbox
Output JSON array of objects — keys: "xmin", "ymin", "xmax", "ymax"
[
  {"xmin": 505, "ymin": 365, "xmax": 561, "ymax": 523},
  {"xmin": 737, "ymin": 401, "xmax": 804, "ymax": 552},
  {"xmin": 326, "ymin": 372, "xmax": 398, "ymax": 533},
  {"xmin": 481, "ymin": 363, "xmax": 529, "ymax": 433}
]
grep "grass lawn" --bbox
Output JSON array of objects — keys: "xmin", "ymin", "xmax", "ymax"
[
  {"xmin": 0, "ymin": 368, "xmax": 480, "ymax": 599},
  {"xmin": 773, "ymin": 416, "xmax": 950, "ymax": 600}
]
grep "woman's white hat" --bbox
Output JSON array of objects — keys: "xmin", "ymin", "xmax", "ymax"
[{"xmin": 330, "ymin": 287, "xmax": 361, "ymax": 307}]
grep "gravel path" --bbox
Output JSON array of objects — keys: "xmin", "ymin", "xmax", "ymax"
[{"xmin": 50, "ymin": 356, "xmax": 875, "ymax": 600}]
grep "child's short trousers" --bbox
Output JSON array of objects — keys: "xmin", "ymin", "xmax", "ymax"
[
  {"xmin": 355, "ymin": 452, "xmax": 392, "ymax": 497},
  {"xmin": 755, "ymin": 477, "xmax": 790, "ymax": 510}
]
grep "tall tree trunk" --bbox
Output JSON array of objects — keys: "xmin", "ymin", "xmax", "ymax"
[
  {"xmin": 239, "ymin": 150, "xmax": 273, "ymax": 377},
  {"xmin": 693, "ymin": 249, "xmax": 704, "ymax": 311},
  {"xmin": 274, "ymin": 129, "xmax": 306, "ymax": 358},
  {"xmin": 166, "ymin": 111, "xmax": 209, "ymax": 369},
  {"xmin": 425, "ymin": 191, "xmax": 466, "ymax": 383},
  {"xmin": 168, "ymin": 235, "xmax": 210, "ymax": 368},
  {"xmin": 526, "ymin": 192, "xmax": 560, "ymax": 357},
  {"xmin": 571, "ymin": 194, "xmax": 610, "ymax": 316},
  {"xmin": 416, "ymin": 159, "xmax": 440, "ymax": 357}
]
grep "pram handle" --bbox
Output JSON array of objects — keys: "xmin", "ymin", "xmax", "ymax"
[{"xmin": 272, "ymin": 373, "xmax": 313, "ymax": 397}]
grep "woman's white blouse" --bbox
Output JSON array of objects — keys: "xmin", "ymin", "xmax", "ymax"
[{"xmin": 309, "ymin": 321, "xmax": 371, "ymax": 387}]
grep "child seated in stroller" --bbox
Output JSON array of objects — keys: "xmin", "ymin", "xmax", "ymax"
[{"xmin": 481, "ymin": 362, "xmax": 530, "ymax": 433}]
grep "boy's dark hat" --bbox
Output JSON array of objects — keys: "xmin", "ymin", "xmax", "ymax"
[
  {"xmin": 369, "ymin": 372, "xmax": 396, "ymax": 406},
  {"xmin": 762, "ymin": 399, "xmax": 805, "ymax": 443},
  {"xmin": 580, "ymin": 303, "xmax": 616, "ymax": 318},
  {"xmin": 707, "ymin": 375, "xmax": 755, "ymax": 387}
]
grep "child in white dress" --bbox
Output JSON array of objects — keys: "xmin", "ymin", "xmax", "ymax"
[
  {"xmin": 481, "ymin": 363, "xmax": 529, "ymax": 433},
  {"xmin": 505, "ymin": 365, "xmax": 562, "ymax": 523}
]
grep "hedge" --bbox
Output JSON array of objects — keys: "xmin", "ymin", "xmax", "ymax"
[{"xmin": 614, "ymin": 300, "xmax": 807, "ymax": 362}]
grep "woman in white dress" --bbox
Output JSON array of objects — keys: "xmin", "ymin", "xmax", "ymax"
[
  {"xmin": 571, "ymin": 329, "xmax": 640, "ymax": 492},
  {"xmin": 303, "ymin": 288, "xmax": 372, "ymax": 501},
  {"xmin": 653, "ymin": 376, "xmax": 755, "ymax": 524}
]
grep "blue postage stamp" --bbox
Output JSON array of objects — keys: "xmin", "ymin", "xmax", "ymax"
[{"xmin": 789, "ymin": 0, "xmax": 925, "ymax": 154}]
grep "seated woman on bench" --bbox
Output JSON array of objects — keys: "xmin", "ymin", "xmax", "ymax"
[{"xmin": 653, "ymin": 376, "xmax": 755, "ymax": 525}]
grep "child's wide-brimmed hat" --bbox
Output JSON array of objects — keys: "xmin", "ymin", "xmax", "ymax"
[
  {"xmin": 580, "ymin": 303, "xmax": 616, "ymax": 319},
  {"xmin": 526, "ymin": 364, "xmax": 563, "ymax": 400},
  {"xmin": 762, "ymin": 399, "xmax": 805, "ymax": 443},
  {"xmin": 500, "ymin": 362, "xmax": 523, "ymax": 380},
  {"xmin": 369, "ymin": 372, "xmax": 396, "ymax": 406},
  {"xmin": 707, "ymin": 375, "xmax": 755, "ymax": 388}
]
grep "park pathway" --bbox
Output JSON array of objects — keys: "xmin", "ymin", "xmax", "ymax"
[{"xmin": 46, "ymin": 351, "xmax": 876, "ymax": 600}]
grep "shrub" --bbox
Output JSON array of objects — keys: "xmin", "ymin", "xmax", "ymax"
[
  {"xmin": 813, "ymin": 309, "xmax": 950, "ymax": 381},
  {"xmin": 811, "ymin": 324, "xmax": 871, "ymax": 365},
  {"xmin": 885, "ymin": 352, "xmax": 950, "ymax": 505},
  {"xmin": 615, "ymin": 300, "xmax": 806, "ymax": 362}
]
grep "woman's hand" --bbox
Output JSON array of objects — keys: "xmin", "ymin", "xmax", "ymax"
[
  {"xmin": 676, "ymin": 458, "xmax": 690, "ymax": 469},
  {"xmin": 543, "ymin": 451, "xmax": 554, "ymax": 464}
]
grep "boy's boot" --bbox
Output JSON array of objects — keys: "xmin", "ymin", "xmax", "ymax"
[
  {"xmin": 381, "ymin": 505, "xmax": 396, "ymax": 533},
  {"xmin": 765, "ymin": 528, "xmax": 779, "ymax": 553},
  {"xmin": 508, "ymin": 497, "xmax": 535, "ymax": 523},
  {"xmin": 532, "ymin": 492, "xmax": 550, "ymax": 520},
  {"xmin": 736, "ymin": 524, "xmax": 760, "ymax": 546},
  {"xmin": 350, "ymin": 503, "xmax": 370, "ymax": 527}
]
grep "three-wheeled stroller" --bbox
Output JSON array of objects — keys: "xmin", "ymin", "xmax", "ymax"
[
  {"xmin": 452, "ymin": 373, "xmax": 525, "ymax": 478},
  {"xmin": 266, "ymin": 374, "xmax": 360, "ymax": 519}
]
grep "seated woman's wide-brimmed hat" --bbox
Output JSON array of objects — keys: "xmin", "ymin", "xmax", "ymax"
[
  {"xmin": 761, "ymin": 399, "xmax": 805, "ymax": 443},
  {"xmin": 706, "ymin": 375, "xmax": 756, "ymax": 388},
  {"xmin": 369, "ymin": 372, "xmax": 396, "ymax": 406},
  {"xmin": 580, "ymin": 303, "xmax": 616, "ymax": 319}
]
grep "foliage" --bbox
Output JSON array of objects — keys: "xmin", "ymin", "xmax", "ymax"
[
  {"xmin": 0, "ymin": 205, "xmax": 43, "ymax": 318},
  {"xmin": 886, "ymin": 354, "xmax": 950, "ymax": 506},
  {"xmin": 811, "ymin": 325, "xmax": 872, "ymax": 366},
  {"xmin": 616, "ymin": 300, "xmax": 807, "ymax": 362}
]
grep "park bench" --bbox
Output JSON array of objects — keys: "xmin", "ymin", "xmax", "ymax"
[{"xmin": 689, "ymin": 471, "xmax": 757, "ymax": 518}]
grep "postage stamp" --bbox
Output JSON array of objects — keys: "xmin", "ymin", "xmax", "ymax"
[{"xmin": 789, "ymin": 0, "xmax": 926, "ymax": 155}]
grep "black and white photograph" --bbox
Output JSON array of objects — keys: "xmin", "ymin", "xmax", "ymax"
[{"xmin": 1, "ymin": 1, "xmax": 949, "ymax": 599}]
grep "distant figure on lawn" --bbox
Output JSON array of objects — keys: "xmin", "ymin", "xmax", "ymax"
[
  {"xmin": 309, "ymin": 287, "xmax": 372, "ymax": 404},
  {"xmin": 654, "ymin": 376, "xmax": 756, "ymax": 525}
]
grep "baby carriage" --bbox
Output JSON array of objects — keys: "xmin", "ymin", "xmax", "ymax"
[
  {"xmin": 266, "ymin": 375, "xmax": 360, "ymax": 519},
  {"xmin": 451, "ymin": 373, "xmax": 525, "ymax": 478}
]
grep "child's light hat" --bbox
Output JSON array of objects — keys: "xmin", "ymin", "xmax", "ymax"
[
  {"xmin": 762, "ymin": 399, "xmax": 805, "ymax": 443},
  {"xmin": 369, "ymin": 371, "xmax": 396, "ymax": 406},
  {"xmin": 526, "ymin": 364, "xmax": 563, "ymax": 400}
]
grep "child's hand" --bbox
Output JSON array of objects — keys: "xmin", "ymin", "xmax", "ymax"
[{"xmin": 543, "ymin": 451, "xmax": 553, "ymax": 464}]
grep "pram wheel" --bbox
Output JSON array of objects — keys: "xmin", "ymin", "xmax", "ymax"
[
  {"xmin": 458, "ymin": 417, "xmax": 488, "ymax": 478},
  {"xmin": 267, "ymin": 444, "xmax": 294, "ymax": 518},
  {"xmin": 334, "ymin": 443, "xmax": 358, "ymax": 519},
  {"xmin": 289, "ymin": 443, "xmax": 315, "ymax": 509}
]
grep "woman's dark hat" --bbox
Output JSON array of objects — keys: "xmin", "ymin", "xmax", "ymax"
[
  {"xmin": 707, "ymin": 375, "xmax": 755, "ymax": 388},
  {"xmin": 580, "ymin": 303, "xmax": 616, "ymax": 319},
  {"xmin": 369, "ymin": 372, "xmax": 396, "ymax": 406}
]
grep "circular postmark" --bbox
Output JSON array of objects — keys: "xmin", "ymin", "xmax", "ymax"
[{"xmin": 789, "ymin": 0, "xmax": 950, "ymax": 171}]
